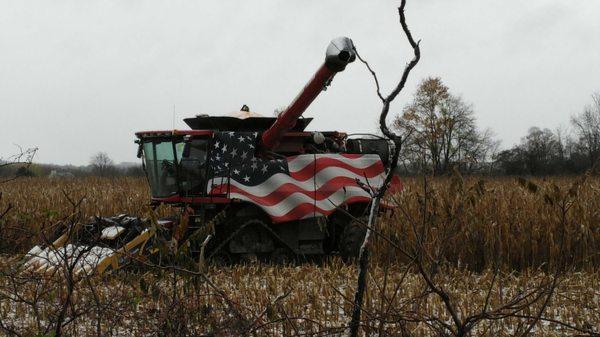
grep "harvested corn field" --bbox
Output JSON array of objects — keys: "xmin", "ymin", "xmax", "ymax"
[
  {"xmin": 0, "ymin": 176, "xmax": 599, "ymax": 336},
  {"xmin": 0, "ymin": 260, "xmax": 598, "ymax": 336}
]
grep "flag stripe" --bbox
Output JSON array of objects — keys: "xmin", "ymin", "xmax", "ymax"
[
  {"xmin": 230, "ymin": 192, "xmax": 373, "ymax": 222},
  {"xmin": 287, "ymin": 154, "xmax": 381, "ymax": 172},
  {"xmin": 268, "ymin": 196, "xmax": 372, "ymax": 223},
  {"xmin": 289, "ymin": 158, "xmax": 384, "ymax": 181}
]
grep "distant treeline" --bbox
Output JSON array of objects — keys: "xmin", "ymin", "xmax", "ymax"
[
  {"xmin": 397, "ymin": 125, "xmax": 599, "ymax": 176},
  {"xmin": 492, "ymin": 126, "xmax": 598, "ymax": 175},
  {"xmin": 0, "ymin": 162, "xmax": 144, "ymax": 178},
  {"xmin": 395, "ymin": 77, "xmax": 600, "ymax": 176}
]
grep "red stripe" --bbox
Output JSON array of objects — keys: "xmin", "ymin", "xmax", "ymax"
[
  {"xmin": 289, "ymin": 158, "xmax": 384, "ymax": 181},
  {"xmin": 287, "ymin": 153, "xmax": 365, "ymax": 165},
  {"xmin": 339, "ymin": 153, "xmax": 365, "ymax": 159},
  {"xmin": 270, "ymin": 196, "xmax": 371, "ymax": 223},
  {"xmin": 209, "ymin": 176, "xmax": 372, "ymax": 207}
]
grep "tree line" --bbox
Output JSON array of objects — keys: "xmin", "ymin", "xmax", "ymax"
[
  {"xmin": 0, "ymin": 151, "xmax": 144, "ymax": 178},
  {"xmin": 394, "ymin": 77, "xmax": 600, "ymax": 175}
]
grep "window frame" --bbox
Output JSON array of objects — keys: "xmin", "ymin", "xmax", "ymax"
[{"xmin": 141, "ymin": 135, "xmax": 212, "ymax": 198}]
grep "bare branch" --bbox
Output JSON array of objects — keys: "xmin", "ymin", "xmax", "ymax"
[
  {"xmin": 353, "ymin": 49, "xmax": 385, "ymax": 102},
  {"xmin": 0, "ymin": 146, "xmax": 38, "ymax": 184},
  {"xmin": 348, "ymin": 1, "xmax": 421, "ymax": 336}
]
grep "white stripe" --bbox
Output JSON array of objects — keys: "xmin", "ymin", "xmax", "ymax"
[{"xmin": 287, "ymin": 154, "xmax": 381, "ymax": 172}]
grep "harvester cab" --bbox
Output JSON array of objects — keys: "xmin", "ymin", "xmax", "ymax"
[
  {"xmin": 24, "ymin": 37, "xmax": 399, "ymax": 275},
  {"xmin": 136, "ymin": 131, "xmax": 211, "ymax": 200}
]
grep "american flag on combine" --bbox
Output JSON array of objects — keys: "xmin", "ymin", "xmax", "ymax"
[{"xmin": 207, "ymin": 131, "xmax": 386, "ymax": 223}]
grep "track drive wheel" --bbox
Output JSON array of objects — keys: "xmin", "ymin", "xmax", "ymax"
[{"xmin": 339, "ymin": 219, "xmax": 367, "ymax": 262}]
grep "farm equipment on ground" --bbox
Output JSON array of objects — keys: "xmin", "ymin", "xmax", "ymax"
[{"xmin": 24, "ymin": 37, "xmax": 399, "ymax": 275}]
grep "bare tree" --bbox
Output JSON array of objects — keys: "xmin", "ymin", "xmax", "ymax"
[
  {"xmin": 89, "ymin": 152, "xmax": 115, "ymax": 177},
  {"xmin": 0, "ymin": 146, "xmax": 38, "ymax": 184},
  {"xmin": 495, "ymin": 127, "xmax": 563, "ymax": 175},
  {"xmin": 395, "ymin": 77, "xmax": 495, "ymax": 175},
  {"xmin": 347, "ymin": 0, "xmax": 421, "ymax": 335},
  {"xmin": 521, "ymin": 127, "xmax": 562, "ymax": 174},
  {"xmin": 571, "ymin": 92, "xmax": 600, "ymax": 168}
]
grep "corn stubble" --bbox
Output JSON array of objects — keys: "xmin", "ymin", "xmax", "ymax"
[{"xmin": 0, "ymin": 262, "xmax": 597, "ymax": 336}]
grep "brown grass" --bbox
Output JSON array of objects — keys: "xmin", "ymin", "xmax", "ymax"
[
  {"xmin": 374, "ymin": 175, "xmax": 600, "ymax": 270},
  {"xmin": 1, "ymin": 176, "xmax": 598, "ymax": 269},
  {"xmin": 0, "ymin": 177, "xmax": 164, "ymax": 253}
]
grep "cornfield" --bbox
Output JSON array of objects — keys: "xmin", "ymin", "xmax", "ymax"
[
  {"xmin": 0, "ymin": 176, "xmax": 598, "ymax": 336},
  {"xmin": 375, "ymin": 175, "xmax": 600, "ymax": 270},
  {"xmin": 1, "ymin": 176, "xmax": 598, "ymax": 270}
]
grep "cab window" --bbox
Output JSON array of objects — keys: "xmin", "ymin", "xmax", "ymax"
[{"xmin": 177, "ymin": 139, "xmax": 209, "ymax": 195}]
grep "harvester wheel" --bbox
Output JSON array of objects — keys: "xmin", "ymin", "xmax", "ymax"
[{"xmin": 339, "ymin": 219, "xmax": 367, "ymax": 261}]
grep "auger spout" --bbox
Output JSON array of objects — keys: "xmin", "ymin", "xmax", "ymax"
[{"xmin": 260, "ymin": 37, "xmax": 356, "ymax": 150}]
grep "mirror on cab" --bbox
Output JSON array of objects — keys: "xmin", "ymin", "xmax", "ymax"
[{"xmin": 135, "ymin": 139, "xmax": 143, "ymax": 158}]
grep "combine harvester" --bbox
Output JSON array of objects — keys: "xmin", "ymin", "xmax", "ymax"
[{"xmin": 24, "ymin": 37, "xmax": 399, "ymax": 275}]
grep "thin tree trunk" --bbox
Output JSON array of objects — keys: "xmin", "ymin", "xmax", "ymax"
[{"xmin": 348, "ymin": 199, "xmax": 379, "ymax": 337}]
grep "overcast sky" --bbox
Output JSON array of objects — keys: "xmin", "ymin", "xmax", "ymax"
[{"xmin": 1, "ymin": 0, "xmax": 599, "ymax": 165}]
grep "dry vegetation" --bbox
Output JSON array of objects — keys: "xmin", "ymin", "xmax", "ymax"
[
  {"xmin": 0, "ymin": 262, "xmax": 598, "ymax": 336},
  {"xmin": 376, "ymin": 175, "xmax": 600, "ymax": 271},
  {"xmin": 0, "ymin": 176, "xmax": 599, "ymax": 336},
  {"xmin": 1, "ymin": 176, "xmax": 598, "ymax": 269},
  {"xmin": 0, "ymin": 177, "xmax": 157, "ymax": 253}
]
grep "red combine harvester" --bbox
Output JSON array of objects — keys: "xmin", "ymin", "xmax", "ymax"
[{"xmin": 24, "ymin": 37, "xmax": 398, "ymax": 274}]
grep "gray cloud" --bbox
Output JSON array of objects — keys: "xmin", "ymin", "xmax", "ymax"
[{"xmin": 1, "ymin": 0, "xmax": 599, "ymax": 165}]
